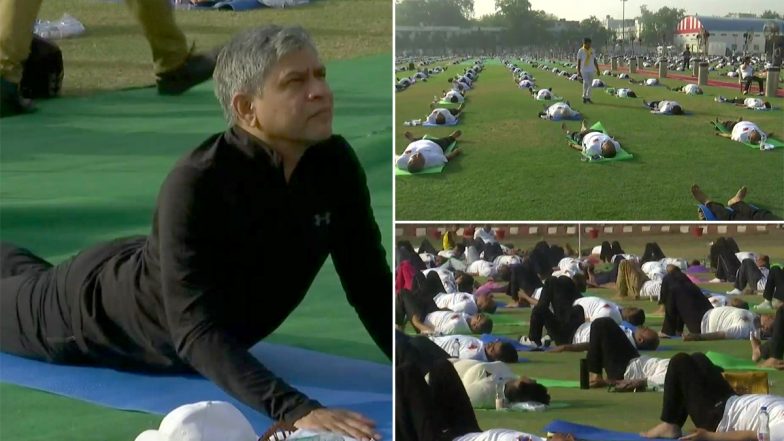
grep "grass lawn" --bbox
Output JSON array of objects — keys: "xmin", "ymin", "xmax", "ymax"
[
  {"xmin": 394, "ymin": 59, "xmax": 784, "ymax": 221},
  {"xmin": 36, "ymin": 0, "xmax": 391, "ymax": 95},
  {"xmin": 399, "ymin": 230, "xmax": 784, "ymax": 437}
]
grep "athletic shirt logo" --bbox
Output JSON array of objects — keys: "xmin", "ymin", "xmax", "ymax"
[{"xmin": 314, "ymin": 212, "xmax": 331, "ymax": 227}]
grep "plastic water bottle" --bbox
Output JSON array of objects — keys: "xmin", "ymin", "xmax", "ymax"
[
  {"xmin": 450, "ymin": 337, "xmax": 460, "ymax": 358},
  {"xmin": 34, "ymin": 14, "xmax": 85, "ymax": 40},
  {"xmin": 758, "ymin": 406, "xmax": 770, "ymax": 441}
]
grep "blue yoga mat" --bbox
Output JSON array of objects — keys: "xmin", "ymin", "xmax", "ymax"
[
  {"xmin": 480, "ymin": 334, "xmax": 544, "ymax": 352},
  {"xmin": 0, "ymin": 342, "xmax": 391, "ymax": 438},
  {"xmin": 544, "ymin": 420, "xmax": 673, "ymax": 441}
]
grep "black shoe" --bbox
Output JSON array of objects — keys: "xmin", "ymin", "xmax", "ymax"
[
  {"xmin": 156, "ymin": 49, "xmax": 219, "ymax": 96},
  {"xmin": 586, "ymin": 98, "xmax": 593, "ymax": 104},
  {"xmin": 1, "ymin": 78, "xmax": 36, "ymax": 118},
  {"xmin": 582, "ymin": 97, "xmax": 587, "ymax": 104}
]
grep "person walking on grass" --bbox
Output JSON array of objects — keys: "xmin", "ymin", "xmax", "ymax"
[{"xmin": 577, "ymin": 37, "xmax": 600, "ymax": 104}]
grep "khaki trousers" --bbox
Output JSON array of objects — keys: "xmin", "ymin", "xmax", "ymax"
[{"xmin": 0, "ymin": 0, "xmax": 188, "ymax": 82}]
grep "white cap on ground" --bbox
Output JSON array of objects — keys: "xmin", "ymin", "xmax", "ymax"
[{"xmin": 135, "ymin": 401, "xmax": 257, "ymax": 441}]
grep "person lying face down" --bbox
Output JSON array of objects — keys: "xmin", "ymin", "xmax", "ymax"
[
  {"xmin": 561, "ymin": 120, "xmax": 620, "ymax": 159},
  {"xmin": 531, "ymin": 87, "xmax": 553, "ymax": 100},
  {"xmin": 715, "ymin": 96, "xmax": 772, "ymax": 110},
  {"xmin": 425, "ymin": 104, "xmax": 464, "ymax": 125},
  {"xmin": 614, "ymin": 87, "xmax": 637, "ymax": 98},
  {"xmin": 429, "ymin": 335, "xmax": 518, "ymax": 362},
  {"xmin": 395, "ymin": 130, "xmax": 463, "ymax": 173},
  {"xmin": 669, "ymin": 83, "xmax": 703, "ymax": 94},
  {"xmin": 644, "ymin": 100, "xmax": 684, "ymax": 115},
  {"xmin": 539, "ymin": 102, "xmax": 581, "ymax": 121}
]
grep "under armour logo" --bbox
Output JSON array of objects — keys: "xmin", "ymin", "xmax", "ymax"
[{"xmin": 314, "ymin": 212, "xmax": 331, "ymax": 227}]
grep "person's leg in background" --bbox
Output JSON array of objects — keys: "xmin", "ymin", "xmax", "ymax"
[
  {"xmin": 125, "ymin": 0, "xmax": 216, "ymax": 95},
  {"xmin": 728, "ymin": 201, "xmax": 781, "ymax": 221},
  {"xmin": 0, "ymin": 0, "xmax": 42, "ymax": 116},
  {"xmin": 733, "ymin": 258, "xmax": 763, "ymax": 292},
  {"xmin": 760, "ymin": 306, "xmax": 784, "ymax": 360},
  {"xmin": 763, "ymin": 267, "xmax": 784, "ymax": 305}
]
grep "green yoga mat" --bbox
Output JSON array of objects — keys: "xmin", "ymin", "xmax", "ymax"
[
  {"xmin": 438, "ymin": 99, "xmax": 464, "ymax": 105},
  {"xmin": 711, "ymin": 120, "xmax": 784, "ymax": 149},
  {"xmin": 395, "ymin": 135, "xmax": 457, "ymax": 176},
  {"xmin": 706, "ymin": 351, "xmax": 776, "ymax": 371},
  {"xmin": 0, "ymin": 54, "xmax": 391, "ymax": 440},
  {"xmin": 565, "ymin": 121, "xmax": 635, "ymax": 162},
  {"xmin": 538, "ymin": 379, "xmax": 581, "ymax": 388}
]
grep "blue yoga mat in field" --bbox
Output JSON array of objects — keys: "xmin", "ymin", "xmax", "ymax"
[
  {"xmin": 544, "ymin": 420, "xmax": 673, "ymax": 441},
  {"xmin": 0, "ymin": 343, "xmax": 391, "ymax": 438}
]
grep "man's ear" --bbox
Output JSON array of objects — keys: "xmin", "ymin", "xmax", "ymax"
[{"xmin": 231, "ymin": 93, "xmax": 257, "ymax": 127}]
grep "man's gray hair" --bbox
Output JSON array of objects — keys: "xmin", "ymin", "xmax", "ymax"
[{"xmin": 213, "ymin": 25, "xmax": 317, "ymax": 125}]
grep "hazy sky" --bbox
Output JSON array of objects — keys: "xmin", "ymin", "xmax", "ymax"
[{"xmin": 473, "ymin": 0, "xmax": 783, "ymax": 20}]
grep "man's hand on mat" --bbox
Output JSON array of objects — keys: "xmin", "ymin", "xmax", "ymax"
[{"xmin": 294, "ymin": 408, "xmax": 380, "ymax": 441}]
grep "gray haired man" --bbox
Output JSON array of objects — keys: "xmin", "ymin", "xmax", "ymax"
[{"xmin": 1, "ymin": 25, "xmax": 390, "ymax": 440}]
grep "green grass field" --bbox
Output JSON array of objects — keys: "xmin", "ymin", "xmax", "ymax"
[
  {"xmin": 395, "ymin": 59, "xmax": 784, "ymax": 221},
  {"xmin": 399, "ymin": 230, "xmax": 784, "ymax": 437}
]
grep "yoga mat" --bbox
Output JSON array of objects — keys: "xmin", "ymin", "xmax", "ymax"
[
  {"xmin": 488, "ymin": 313, "xmax": 524, "ymax": 325},
  {"xmin": 711, "ymin": 120, "xmax": 784, "ymax": 149},
  {"xmin": 543, "ymin": 420, "xmax": 673, "ymax": 441},
  {"xmin": 564, "ymin": 121, "xmax": 634, "ymax": 162},
  {"xmin": 395, "ymin": 135, "xmax": 457, "ymax": 176},
  {"xmin": 537, "ymin": 379, "xmax": 580, "ymax": 389},
  {"xmin": 706, "ymin": 351, "xmax": 775, "ymax": 371},
  {"xmin": 0, "ymin": 343, "xmax": 391, "ymax": 438},
  {"xmin": 0, "ymin": 54, "xmax": 392, "ymax": 439},
  {"xmin": 438, "ymin": 99, "xmax": 463, "ymax": 105}
]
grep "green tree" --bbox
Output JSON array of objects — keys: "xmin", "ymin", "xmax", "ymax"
[
  {"xmin": 761, "ymin": 10, "xmax": 782, "ymax": 19},
  {"xmin": 395, "ymin": 0, "xmax": 475, "ymax": 27},
  {"xmin": 639, "ymin": 5, "xmax": 685, "ymax": 45}
]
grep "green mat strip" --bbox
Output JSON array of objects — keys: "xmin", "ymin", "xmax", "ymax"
[
  {"xmin": 538, "ymin": 378, "xmax": 581, "ymax": 388},
  {"xmin": 706, "ymin": 351, "xmax": 776, "ymax": 371}
]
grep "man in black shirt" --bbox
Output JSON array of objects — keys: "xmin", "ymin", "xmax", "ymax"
[{"xmin": 0, "ymin": 25, "xmax": 389, "ymax": 440}]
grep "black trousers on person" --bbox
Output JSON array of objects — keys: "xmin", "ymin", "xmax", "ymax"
[
  {"xmin": 659, "ymin": 353, "xmax": 735, "ymax": 431},
  {"xmin": 743, "ymin": 75, "xmax": 764, "ymax": 93},
  {"xmin": 611, "ymin": 241, "xmax": 625, "ymax": 256},
  {"xmin": 528, "ymin": 276, "xmax": 584, "ymax": 345},
  {"xmin": 396, "ymin": 347, "xmax": 480, "ymax": 441},
  {"xmin": 660, "ymin": 274, "xmax": 713, "ymax": 336},
  {"xmin": 0, "ymin": 243, "xmax": 88, "ymax": 364},
  {"xmin": 482, "ymin": 242, "xmax": 503, "ymax": 263},
  {"xmin": 506, "ymin": 261, "xmax": 542, "ymax": 302},
  {"xmin": 587, "ymin": 317, "xmax": 640, "ymax": 380},
  {"xmin": 761, "ymin": 306, "xmax": 784, "ymax": 360},
  {"xmin": 709, "ymin": 237, "xmax": 739, "ymax": 270},
  {"xmin": 734, "ymin": 259, "xmax": 765, "ymax": 291},
  {"xmin": 706, "ymin": 201, "xmax": 780, "ymax": 221},
  {"xmin": 599, "ymin": 241, "xmax": 613, "ymax": 263},
  {"xmin": 397, "ymin": 241, "xmax": 427, "ymax": 271},
  {"xmin": 641, "ymin": 242, "xmax": 666, "ymax": 264},
  {"xmin": 763, "ymin": 267, "xmax": 784, "ymax": 303},
  {"xmin": 529, "ymin": 241, "xmax": 557, "ymax": 278}
]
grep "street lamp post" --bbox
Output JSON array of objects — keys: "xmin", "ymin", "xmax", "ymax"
[{"xmin": 621, "ymin": 0, "xmax": 628, "ymax": 55}]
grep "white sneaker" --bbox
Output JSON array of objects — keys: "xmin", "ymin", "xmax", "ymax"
[
  {"xmin": 726, "ymin": 288, "xmax": 743, "ymax": 295},
  {"xmin": 519, "ymin": 336, "xmax": 540, "ymax": 347},
  {"xmin": 708, "ymin": 278, "xmax": 723, "ymax": 283},
  {"xmin": 754, "ymin": 300, "xmax": 773, "ymax": 310}
]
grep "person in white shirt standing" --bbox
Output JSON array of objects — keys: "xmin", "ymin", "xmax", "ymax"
[{"xmin": 577, "ymin": 37, "xmax": 600, "ymax": 104}]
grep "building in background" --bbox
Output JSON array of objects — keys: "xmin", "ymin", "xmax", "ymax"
[{"xmin": 674, "ymin": 15, "xmax": 784, "ymax": 57}]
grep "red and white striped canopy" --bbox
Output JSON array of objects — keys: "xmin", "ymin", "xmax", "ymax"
[{"xmin": 675, "ymin": 16, "xmax": 703, "ymax": 34}]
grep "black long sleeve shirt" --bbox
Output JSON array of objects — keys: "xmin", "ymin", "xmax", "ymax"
[{"xmin": 63, "ymin": 127, "xmax": 392, "ymax": 423}]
